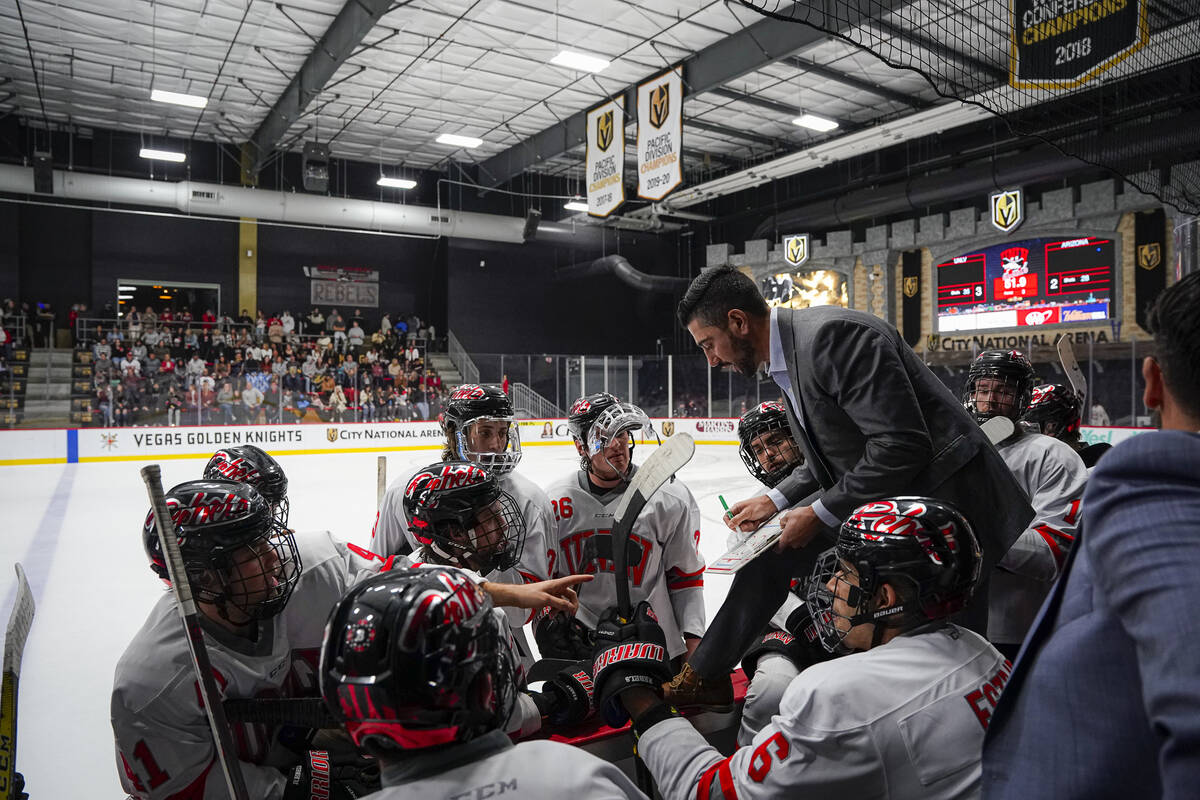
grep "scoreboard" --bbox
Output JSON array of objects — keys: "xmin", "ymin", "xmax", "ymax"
[{"xmin": 937, "ymin": 236, "xmax": 1115, "ymax": 333}]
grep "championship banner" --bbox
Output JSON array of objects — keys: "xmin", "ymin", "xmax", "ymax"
[
  {"xmin": 1010, "ymin": 0, "xmax": 1148, "ymax": 89},
  {"xmin": 901, "ymin": 250, "xmax": 922, "ymax": 346},
  {"xmin": 636, "ymin": 68, "xmax": 682, "ymax": 201},
  {"xmin": 1134, "ymin": 207, "xmax": 1166, "ymax": 332},
  {"xmin": 586, "ymin": 98, "xmax": 625, "ymax": 218}
]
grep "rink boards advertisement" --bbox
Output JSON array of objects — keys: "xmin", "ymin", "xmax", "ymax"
[{"xmin": 0, "ymin": 419, "xmax": 1154, "ymax": 466}]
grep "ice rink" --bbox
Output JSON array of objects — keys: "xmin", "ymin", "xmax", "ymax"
[{"xmin": 0, "ymin": 434, "xmax": 758, "ymax": 799}]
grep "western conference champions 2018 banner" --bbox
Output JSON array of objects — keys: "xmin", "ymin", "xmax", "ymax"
[
  {"xmin": 637, "ymin": 67, "xmax": 682, "ymax": 201},
  {"xmin": 1010, "ymin": 0, "xmax": 1148, "ymax": 88},
  {"xmin": 586, "ymin": 98, "xmax": 625, "ymax": 218}
]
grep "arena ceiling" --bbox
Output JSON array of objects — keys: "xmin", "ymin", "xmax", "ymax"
[{"xmin": 0, "ymin": 0, "xmax": 1196, "ymax": 204}]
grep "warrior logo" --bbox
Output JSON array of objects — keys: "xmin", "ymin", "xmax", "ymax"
[
  {"xmin": 649, "ymin": 83, "xmax": 670, "ymax": 129},
  {"xmin": 1138, "ymin": 243, "xmax": 1161, "ymax": 270},
  {"xmin": 1000, "ymin": 247, "xmax": 1030, "ymax": 277},
  {"xmin": 596, "ymin": 109, "xmax": 614, "ymax": 151},
  {"xmin": 990, "ymin": 189, "xmax": 1023, "ymax": 233},
  {"xmin": 783, "ymin": 233, "xmax": 809, "ymax": 268},
  {"xmin": 903, "ymin": 275, "xmax": 919, "ymax": 298}
]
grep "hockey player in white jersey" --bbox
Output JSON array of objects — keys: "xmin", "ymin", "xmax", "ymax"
[
  {"xmin": 1020, "ymin": 382, "xmax": 1112, "ymax": 469},
  {"xmin": 319, "ymin": 565, "xmax": 648, "ymax": 800},
  {"xmin": 373, "ymin": 384, "xmax": 569, "ymax": 654},
  {"xmin": 545, "ymin": 393, "xmax": 709, "ymax": 673},
  {"xmin": 729, "ymin": 402, "xmax": 835, "ymax": 745},
  {"xmin": 964, "ymin": 350, "xmax": 1089, "ymax": 660},
  {"xmin": 592, "ymin": 496, "xmax": 1009, "ymax": 800}
]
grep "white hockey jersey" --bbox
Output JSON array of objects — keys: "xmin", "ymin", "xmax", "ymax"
[
  {"xmin": 111, "ymin": 531, "xmax": 404, "ymax": 800},
  {"xmin": 640, "ymin": 626, "xmax": 1010, "ymax": 800},
  {"xmin": 368, "ymin": 729, "xmax": 648, "ymax": 799},
  {"xmin": 990, "ymin": 431, "xmax": 1088, "ymax": 644},
  {"xmin": 543, "ymin": 470, "xmax": 706, "ymax": 659}
]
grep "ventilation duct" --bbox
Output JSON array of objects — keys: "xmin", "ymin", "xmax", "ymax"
[
  {"xmin": 556, "ymin": 254, "xmax": 690, "ymax": 293},
  {"xmin": 0, "ymin": 164, "xmax": 601, "ymax": 245}
]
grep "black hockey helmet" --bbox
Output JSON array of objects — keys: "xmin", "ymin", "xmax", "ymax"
[
  {"xmin": 143, "ymin": 479, "xmax": 301, "ymax": 622},
  {"xmin": 203, "ymin": 445, "xmax": 289, "ymax": 526},
  {"xmin": 320, "ymin": 565, "xmax": 517, "ymax": 755},
  {"xmin": 963, "ymin": 349, "xmax": 1037, "ymax": 423},
  {"xmin": 402, "ymin": 461, "xmax": 526, "ymax": 575},
  {"xmin": 567, "ymin": 393, "xmax": 654, "ymax": 478},
  {"xmin": 566, "ymin": 392, "xmax": 621, "ymax": 445},
  {"xmin": 1021, "ymin": 383, "xmax": 1082, "ymax": 441},
  {"xmin": 442, "ymin": 384, "xmax": 521, "ymax": 474},
  {"xmin": 738, "ymin": 401, "xmax": 802, "ymax": 488},
  {"xmin": 807, "ymin": 496, "xmax": 981, "ymax": 653}
]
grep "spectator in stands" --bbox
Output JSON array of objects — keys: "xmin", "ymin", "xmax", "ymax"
[
  {"xmin": 165, "ymin": 387, "xmax": 183, "ymax": 427},
  {"xmin": 304, "ymin": 306, "xmax": 324, "ymax": 337},
  {"xmin": 126, "ymin": 307, "xmax": 142, "ymax": 340},
  {"xmin": 95, "ymin": 384, "xmax": 113, "ymax": 427},
  {"xmin": 280, "ymin": 309, "xmax": 295, "ymax": 340},
  {"xmin": 0, "ymin": 324, "xmax": 9, "ymax": 365},
  {"xmin": 201, "ymin": 308, "xmax": 216, "ymax": 331},
  {"xmin": 120, "ymin": 352, "xmax": 142, "ymax": 377},
  {"xmin": 185, "ymin": 353, "xmax": 205, "ymax": 386},
  {"xmin": 142, "ymin": 325, "xmax": 163, "ymax": 350},
  {"xmin": 216, "ymin": 381, "xmax": 236, "ymax": 424},
  {"xmin": 328, "ymin": 307, "xmax": 347, "ymax": 353},
  {"xmin": 183, "ymin": 327, "xmax": 199, "ymax": 353},
  {"xmin": 228, "ymin": 351, "xmax": 245, "ymax": 378},
  {"xmin": 177, "ymin": 308, "xmax": 193, "ymax": 326},
  {"xmin": 267, "ymin": 314, "xmax": 284, "ymax": 345},
  {"xmin": 106, "ymin": 325, "xmax": 123, "ymax": 346},
  {"xmin": 405, "ymin": 341, "xmax": 419, "ymax": 365},
  {"xmin": 93, "ymin": 329, "xmax": 112, "ymax": 362},
  {"xmin": 241, "ymin": 377, "xmax": 264, "ymax": 424},
  {"xmin": 1091, "ymin": 401, "xmax": 1110, "ymax": 426},
  {"xmin": 329, "ymin": 382, "xmax": 348, "ymax": 422},
  {"xmin": 142, "ymin": 351, "xmax": 160, "ymax": 379},
  {"xmin": 130, "ymin": 339, "xmax": 147, "ymax": 364},
  {"xmin": 348, "ymin": 319, "xmax": 365, "ymax": 357},
  {"xmin": 252, "ymin": 310, "xmax": 265, "ymax": 343},
  {"xmin": 142, "ymin": 306, "xmax": 157, "ymax": 330}
]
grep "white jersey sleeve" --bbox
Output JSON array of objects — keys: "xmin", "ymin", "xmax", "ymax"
[
  {"xmin": 658, "ymin": 480, "xmax": 707, "ymax": 639},
  {"xmin": 639, "ymin": 627, "xmax": 1009, "ymax": 800},
  {"xmin": 991, "ymin": 433, "xmax": 1088, "ymax": 644},
  {"xmin": 373, "ymin": 469, "xmax": 419, "ymax": 557}
]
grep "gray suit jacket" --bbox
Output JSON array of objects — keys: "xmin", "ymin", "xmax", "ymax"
[
  {"xmin": 983, "ymin": 430, "xmax": 1200, "ymax": 799},
  {"xmin": 771, "ymin": 306, "xmax": 1031, "ymax": 574}
]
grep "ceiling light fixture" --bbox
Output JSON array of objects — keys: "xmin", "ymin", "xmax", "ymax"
[
  {"xmin": 435, "ymin": 133, "xmax": 483, "ymax": 149},
  {"xmin": 377, "ymin": 176, "xmax": 417, "ymax": 189},
  {"xmin": 151, "ymin": 88, "xmax": 208, "ymax": 109},
  {"xmin": 792, "ymin": 113, "xmax": 839, "ymax": 132},
  {"xmin": 563, "ymin": 198, "xmax": 589, "ymax": 212},
  {"xmin": 550, "ymin": 50, "xmax": 610, "ymax": 73},
  {"xmin": 139, "ymin": 147, "xmax": 186, "ymax": 163}
]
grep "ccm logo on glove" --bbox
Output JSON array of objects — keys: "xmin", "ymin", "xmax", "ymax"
[{"xmin": 595, "ymin": 643, "xmax": 666, "ymax": 672}]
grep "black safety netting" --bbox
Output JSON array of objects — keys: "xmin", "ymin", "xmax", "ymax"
[{"xmin": 738, "ymin": 0, "xmax": 1200, "ymax": 214}]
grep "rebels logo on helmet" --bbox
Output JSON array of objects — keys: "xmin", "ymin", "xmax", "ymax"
[
  {"xmin": 850, "ymin": 499, "xmax": 928, "ymax": 538},
  {"xmin": 143, "ymin": 492, "xmax": 250, "ymax": 532},
  {"xmin": 570, "ymin": 398, "xmax": 592, "ymax": 416},
  {"xmin": 450, "ymin": 385, "xmax": 487, "ymax": 401},
  {"xmin": 207, "ymin": 452, "xmax": 260, "ymax": 484},
  {"xmin": 1030, "ymin": 385, "xmax": 1054, "ymax": 404},
  {"xmin": 405, "ymin": 463, "xmax": 488, "ymax": 500},
  {"xmin": 757, "ymin": 401, "xmax": 786, "ymax": 414}
]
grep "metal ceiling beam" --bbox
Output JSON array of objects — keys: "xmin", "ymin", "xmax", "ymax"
[
  {"xmin": 245, "ymin": 0, "xmax": 392, "ymax": 175},
  {"xmin": 685, "ymin": 118, "xmax": 784, "ymax": 148},
  {"xmin": 474, "ymin": 0, "xmax": 903, "ymax": 188},
  {"xmin": 872, "ymin": 18, "xmax": 1007, "ymax": 85},
  {"xmin": 785, "ymin": 57, "xmax": 932, "ymax": 109},
  {"xmin": 707, "ymin": 87, "xmax": 801, "ymax": 118}
]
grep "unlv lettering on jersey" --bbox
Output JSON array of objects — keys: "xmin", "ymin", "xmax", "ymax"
[{"xmin": 559, "ymin": 529, "xmax": 653, "ymax": 586}]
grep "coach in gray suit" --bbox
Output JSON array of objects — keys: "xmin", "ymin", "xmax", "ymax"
[
  {"xmin": 983, "ymin": 272, "xmax": 1200, "ymax": 799},
  {"xmin": 673, "ymin": 266, "xmax": 1032, "ymax": 690}
]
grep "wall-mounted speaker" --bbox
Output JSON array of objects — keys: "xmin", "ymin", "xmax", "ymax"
[
  {"xmin": 33, "ymin": 153, "xmax": 53, "ymax": 195},
  {"xmin": 523, "ymin": 208, "xmax": 542, "ymax": 242}
]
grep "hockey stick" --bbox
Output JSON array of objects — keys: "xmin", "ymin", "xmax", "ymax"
[
  {"xmin": 979, "ymin": 415, "xmax": 1015, "ymax": 445},
  {"xmin": 1056, "ymin": 334, "xmax": 1088, "ymax": 400},
  {"xmin": 0, "ymin": 564, "xmax": 34, "ymax": 800},
  {"xmin": 377, "ymin": 456, "xmax": 387, "ymax": 509},
  {"xmin": 612, "ymin": 432, "xmax": 696, "ymax": 620},
  {"xmin": 141, "ymin": 465, "xmax": 250, "ymax": 800},
  {"xmin": 223, "ymin": 697, "xmax": 335, "ymax": 729}
]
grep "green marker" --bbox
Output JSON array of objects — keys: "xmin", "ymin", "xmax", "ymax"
[{"xmin": 719, "ymin": 495, "xmax": 731, "ymax": 519}]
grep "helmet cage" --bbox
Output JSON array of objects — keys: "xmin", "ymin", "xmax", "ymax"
[
  {"xmin": 738, "ymin": 415, "xmax": 802, "ymax": 488},
  {"xmin": 962, "ymin": 350, "xmax": 1036, "ymax": 423},
  {"xmin": 191, "ymin": 519, "xmax": 302, "ymax": 622},
  {"xmin": 417, "ymin": 490, "xmax": 527, "ymax": 576},
  {"xmin": 582, "ymin": 402, "xmax": 655, "ymax": 479},
  {"xmin": 454, "ymin": 416, "xmax": 523, "ymax": 475}
]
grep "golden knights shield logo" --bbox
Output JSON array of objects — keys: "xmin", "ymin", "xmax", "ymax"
[
  {"xmin": 649, "ymin": 83, "xmax": 670, "ymax": 129},
  {"xmin": 903, "ymin": 275, "xmax": 919, "ymax": 298},
  {"xmin": 1138, "ymin": 243, "xmax": 1162, "ymax": 270},
  {"xmin": 661, "ymin": 421, "xmax": 675, "ymax": 437},
  {"xmin": 927, "ymin": 334, "xmax": 941, "ymax": 351},
  {"xmin": 990, "ymin": 189, "xmax": 1023, "ymax": 233},
  {"xmin": 326, "ymin": 428, "xmax": 340, "ymax": 443},
  {"xmin": 596, "ymin": 110, "xmax": 614, "ymax": 152},
  {"xmin": 783, "ymin": 234, "xmax": 809, "ymax": 268}
]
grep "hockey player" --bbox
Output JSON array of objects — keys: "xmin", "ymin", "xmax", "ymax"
[
  {"xmin": 545, "ymin": 393, "xmax": 714, "ymax": 698},
  {"xmin": 1020, "ymin": 382, "xmax": 1112, "ymax": 468},
  {"xmin": 204, "ymin": 444, "xmax": 291, "ymax": 525},
  {"xmin": 730, "ymin": 402, "xmax": 834, "ymax": 745},
  {"xmin": 592, "ymin": 496, "xmax": 1009, "ymax": 800},
  {"xmin": 319, "ymin": 565, "xmax": 648, "ymax": 799},
  {"xmin": 373, "ymin": 384, "xmax": 567, "ymax": 653},
  {"xmin": 964, "ymin": 350, "xmax": 1089, "ymax": 660},
  {"xmin": 112, "ymin": 478, "xmax": 588, "ymax": 800}
]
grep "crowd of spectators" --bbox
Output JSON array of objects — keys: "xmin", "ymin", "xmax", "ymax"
[{"xmin": 80, "ymin": 305, "xmax": 447, "ymax": 427}]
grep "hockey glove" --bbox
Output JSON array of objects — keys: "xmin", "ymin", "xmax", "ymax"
[
  {"xmin": 741, "ymin": 605, "xmax": 835, "ymax": 677},
  {"xmin": 283, "ymin": 750, "xmax": 380, "ymax": 800},
  {"xmin": 591, "ymin": 602, "xmax": 672, "ymax": 728},
  {"xmin": 535, "ymin": 611, "xmax": 596, "ymax": 660},
  {"xmin": 529, "ymin": 659, "xmax": 595, "ymax": 726}
]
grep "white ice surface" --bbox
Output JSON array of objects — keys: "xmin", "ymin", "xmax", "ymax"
[{"xmin": 0, "ymin": 437, "xmax": 764, "ymax": 798}]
